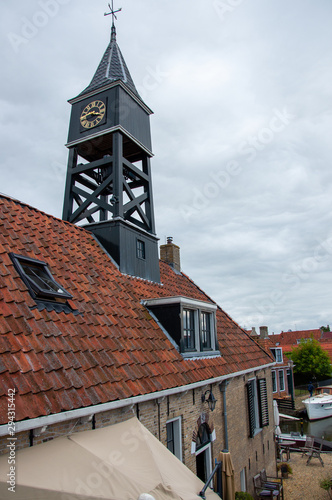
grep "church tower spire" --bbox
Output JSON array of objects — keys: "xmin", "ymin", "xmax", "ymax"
[{"xmin": 62, "ymin": 5, "xmax": 160, "ymax": 282}]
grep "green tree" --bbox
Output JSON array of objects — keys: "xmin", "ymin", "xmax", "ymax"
[{"xmin": 287, "ymin": 337, "xmax": 332, "ymax": 384}]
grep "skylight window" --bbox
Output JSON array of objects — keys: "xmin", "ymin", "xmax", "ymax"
[{"xmin": 10, "ymin": 253, "xmax": 72, "ymax": 302}]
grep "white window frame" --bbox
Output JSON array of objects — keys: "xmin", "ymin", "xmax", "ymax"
[
  {"xmin": 271, "ymin": 370, "xmax": 277, "ymax": 393},
  {"xmin": 166, "ymin": 417, "xmax": 182, "ymax": 462},
  {"xmin": 278, "ymin": 370, "xmax": 285, "ymax": 391},
  {"xmin": 240, "ymin": 467, "xmax": 246, "ymax": 492},
  {"xmin": 195, "ymin": 442, "xmax": 213, "ymax": 487},
  {"xmin": 182, "ymin": 308, "xmax": 197, "ymax": 351},
  {"xmin": 201, "ymin": 311, "xmax": 213, "ymax": 351},
  {"xmin": 144, "ymin": 296, "xmax": 219, "ymax": 357},
  {"xmin": 270, "ymin": 347, "xmax": 283, "ymax": 363}
]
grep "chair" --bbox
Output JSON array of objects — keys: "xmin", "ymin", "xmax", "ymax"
[
  {"xmin": 253, "ymin": 474, "xmax": 281, "ymax": 499},
  {"xmin": 260, "ymin": 469, "xmax": 284, "ymax": 500},
  {"xmin": 276, "ymin": 440, "xmax": 286, "ymax": 462},
  {"xmin": 301, "ymin": 436, "xmax": 315, "ymax": 457},
  {"xmin": 305, "ymin": 439, "xmax": 324, "ymax": 467}
]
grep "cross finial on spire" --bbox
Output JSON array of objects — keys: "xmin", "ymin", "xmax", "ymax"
[{"xmin": 104, "ymin": 1, "xmax": 122, "ymax": 27}]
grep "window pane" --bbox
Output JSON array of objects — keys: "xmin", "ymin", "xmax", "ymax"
[
  {"xmin": 167, "ymin": 419, "xmax": 182, "ymax": 461},
  {"xmin": 136, "ymin": 240, "xmax": 145, "ymax": 259},
  {"xmin": 201, "ymin": 312, "xmax": 212, "ymax": 349},
  {"xmin": 166, "ymin": 422, "xmax": 174, "ymax": 453},
  {"xmin": 22, "ymin": 263, "xmax": 64, "ymax": 294},
  {"xmin": 272, "ymin": 371, "xmax": 277, "ymax": 392},
  {"xmin": 279, "ymin": 370, "xmax": 285, "ymax": 391},
  {"xmin": 183, "ymin": 309, "xmax": 195, "ymax": 350}
]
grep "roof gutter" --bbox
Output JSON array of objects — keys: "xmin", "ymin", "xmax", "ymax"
[{"xmin": 0, "ymin": 362, "xmax": 274, "ymax": 437}]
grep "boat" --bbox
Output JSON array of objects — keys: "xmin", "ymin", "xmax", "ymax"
[{"xmin": 303, "ymin": 386, "xmax": 332, "ymax": 421}]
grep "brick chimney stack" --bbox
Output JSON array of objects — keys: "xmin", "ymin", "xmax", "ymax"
[
  {"xmin": 160, "ymin": 237, "xmax": 181, "ymax": 272},
  {"xmin": 259, "ymin": 326, "xmax": 268, "ymax": 339}
]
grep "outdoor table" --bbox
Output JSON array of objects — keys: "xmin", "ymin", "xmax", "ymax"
[{"xmin": 279, "ymin": 440, "xmax": 296, "ymax": 461}]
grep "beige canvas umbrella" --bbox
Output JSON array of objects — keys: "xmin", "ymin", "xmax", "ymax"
[
  {"xmin": 273, "ymin": 399, "xmax": 281, "ymax": 435},
  {"xmin": 0, "ymin": 417, "xmax": 220, "ymax": 500},
  {"xmin": 215, "ymin": 451, "xmax": 235, "ymax": 500}
]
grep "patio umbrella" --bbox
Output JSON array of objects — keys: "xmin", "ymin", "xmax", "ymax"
[
  {"xmin": 0, "ymin": 417, "xmax": 220, "ymax": 500},
  {"xmin": 215, "ymin": 451, "xmax": 235, "ymax": 500},
  {"xmin": 273, "ymin": 400, "xmax": 281, "ymax": 435}
]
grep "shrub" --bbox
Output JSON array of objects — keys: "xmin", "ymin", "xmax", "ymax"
[
  {"xmin": 235, "ymin": 492, "xmax": 254, "ymax": 500},
  {"xmin": 319, "ymin": 477, "xmax": 332, "ymax": 499}
]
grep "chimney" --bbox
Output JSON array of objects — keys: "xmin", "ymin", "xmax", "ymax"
[
  {"xmin": 160, "ymin": 237, "xmax": 181, "ymax": 272},
  {"xmin": 250, "ymin": 327, "xmax": 258, "ymax": 337},
  {"xmin": 259, "ymin": 326, "xmax": 268, "ymax": 339}
]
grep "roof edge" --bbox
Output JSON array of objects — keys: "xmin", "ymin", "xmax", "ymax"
[
  {"xmin": 68, "ymin": 80, "xmax": 153, "ymax": 116},
  {"xmin": 0, "ymin": 362, "xmax": 275, "ymax": 436}
]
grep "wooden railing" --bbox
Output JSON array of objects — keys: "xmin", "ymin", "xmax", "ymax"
[{"xmin": 275, "ymin": 398, "xmax": 295, "ymax": 410}]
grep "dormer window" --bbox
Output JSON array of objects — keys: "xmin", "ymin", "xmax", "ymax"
[
  {"xmin": 270, "ymin": 347, "xmax": 283, "ymax": 363},
  {"xmin": 143, "ymin": 296, "xmax": 219, "ymax": 358},
  {"xmin": 10, "ymin": 253, "xmax": 72, "ymax": 303}
]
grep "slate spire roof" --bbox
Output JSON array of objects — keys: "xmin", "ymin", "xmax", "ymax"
[{"xmin": 79, "ymin": 24, "xmax": 139, "ymax": 98}]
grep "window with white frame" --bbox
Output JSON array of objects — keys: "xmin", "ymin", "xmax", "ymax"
[
  {"xmin": 166, "ymin": 417, "xmax": 182, "ymax": 461},
  {"xmin": 270, "ymin": 347, "xmax": 283, "ymax": 363},
  {"xmin": 143, "ymin": 296, "xmax": 219, "ymax": 358},
  {"xmin": 278, "ymin": 370, "xmax": 285, "ymax": 391},
  {"xmin": 183, "ymin": 309, "xmax": 196, "ymax": 350},
  {"xmin": 247, "ymin": 378, "xmax": 269, "ymax": 438},
  {"xmin": 201, "ymin": 312, "xmax": 212, "ymax": 350},
  {"xmin": 272, "ymin": 371, "xmax": 277, "ymax": 393},
  {"xmin": 240, "ymin": 468, "xmax": 247, "ymax": 492}
]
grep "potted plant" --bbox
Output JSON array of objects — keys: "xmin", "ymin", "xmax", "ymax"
[{"xmin": 277, "ymin": 462, "xmax": 293, "ymax": 479}]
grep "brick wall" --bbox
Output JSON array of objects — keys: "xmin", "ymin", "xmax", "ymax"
[{"xmin": 0, "ymin": 368, "xmax": 276, "ymax": 497}]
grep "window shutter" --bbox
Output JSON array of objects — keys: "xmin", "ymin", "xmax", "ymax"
[
  {"xmin": 257, "ymin": 378, "xmax": 269, "ymax": 427},
  {"xmin": 247, "ymin": 381, "xmax": 255, "ymax": 438}
]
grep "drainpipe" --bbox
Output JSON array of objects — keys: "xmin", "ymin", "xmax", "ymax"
[{"xmin": 219, "ymin": 381, "xmax": 229, "ymax": 450}]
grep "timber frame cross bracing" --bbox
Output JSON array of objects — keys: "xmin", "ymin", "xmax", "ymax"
[{"xmin": 62, "ymin": 132, "xmax": 155, "ymax": 234}]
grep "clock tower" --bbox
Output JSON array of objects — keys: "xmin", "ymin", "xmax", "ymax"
[{"xmin": 62, "ymin": 8, "xmax": 160, "ymax": 282}]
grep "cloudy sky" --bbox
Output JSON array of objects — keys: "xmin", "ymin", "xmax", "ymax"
[{"xmin": 1, "ymin": 0, "xmax": 332, "ymax": 334}]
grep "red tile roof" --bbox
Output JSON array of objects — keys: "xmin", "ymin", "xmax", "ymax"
[
  {"xmin": 266, "ymin": 329, "xmax": 322, "ymax": 354},
  {"xmin": 0, "ymin": 195, "xmax": 273, "ymax": 424}
]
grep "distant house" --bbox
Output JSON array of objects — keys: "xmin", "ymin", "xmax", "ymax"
[
  {"xmin": 0, "ymin": 15, "xmax": 276, "ymax": 499},
  {"xmin": 251, "ymin": 326, "xmax": 332, "ymax": 401},
  {"xmin": 250, "ymin": 327, "xmax": 295, "ymax": 402}
]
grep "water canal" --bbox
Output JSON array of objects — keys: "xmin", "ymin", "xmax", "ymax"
[{"xmin": 280, "ymin": 415, "xmax": 332, "ymax": 441}]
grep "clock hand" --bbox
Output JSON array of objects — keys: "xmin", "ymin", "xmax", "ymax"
[{"xmin": 84, "ymin": 111, "xmax": 102, "ymax": 119}]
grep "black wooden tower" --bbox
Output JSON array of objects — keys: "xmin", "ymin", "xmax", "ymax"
[{"xmin": 62, "ymin": 7, "xmax": 160, "ymax": 282}]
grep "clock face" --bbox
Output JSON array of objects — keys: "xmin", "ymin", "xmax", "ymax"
[{"xmin": 80, "ymin": 100, "xmax": 106, "ymax": 129}]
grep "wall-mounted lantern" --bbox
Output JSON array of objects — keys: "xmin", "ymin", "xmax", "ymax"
[{"xmin": 201, "ymin": 389, "xmax": 217, "ymax": 412}]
